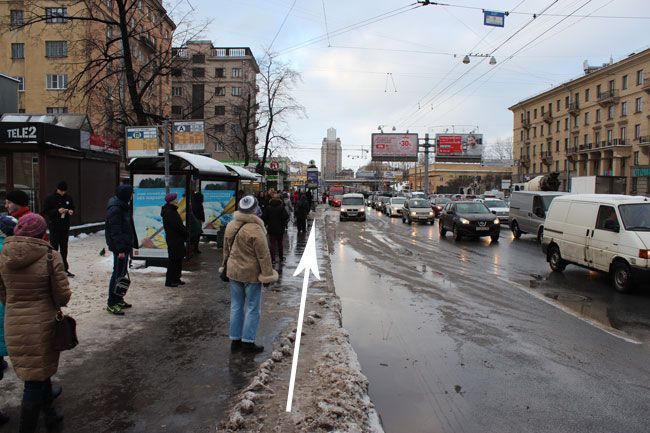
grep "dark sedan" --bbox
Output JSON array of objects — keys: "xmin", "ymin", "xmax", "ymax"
[{"xmin": 439, "ymin": 201, "xmax": 500, "ymax": 242}]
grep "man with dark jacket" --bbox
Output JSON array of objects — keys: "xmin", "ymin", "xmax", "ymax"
[
  {"xmin": 262, "ymin": 193, "xmax": 289, "ymax": 264},
  {"xmin": 161, "ymin": 192, "xmax": 187, "ymax": 287},
  {"xmin": 105, "ymin": 185, "xmax": 136, "ymax": 315},
  {"xmin": 43, "ymin": 181, "xmax": 75, "ymax": 277},
  {"xmin": 4, "ymin": 190, "xmax": 31, "ymax": 220},
  {"xmin": 294, "ymin": 193, "xmax": 310, "ymax": 234},
  {"xmin": 190, "ymin": 191, "xmax": 205, "ymax": 254}
]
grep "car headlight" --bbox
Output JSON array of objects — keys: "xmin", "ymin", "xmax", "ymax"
[
  {"xmin": 411, "ymin": 211, "xmax": 417, "ymax": 216},
  {"xmin": 359, "ymin": 208, "xmax": 365, "ymax": 213},
  {"xmin": 460, "ymin": 218, "xmax": 470, "ymax": 224},
  {"xmin": 494, "ymin": 218, "xmax": 500, "ymax": 224},
  {"xmin": 429, "ymin": 212, "xmax": 434, "ymax": 216}
]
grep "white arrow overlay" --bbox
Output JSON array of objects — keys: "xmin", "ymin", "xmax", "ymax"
[{"xmin": 286, "ymin": 220, "xmax": 320, "ymax": 412}]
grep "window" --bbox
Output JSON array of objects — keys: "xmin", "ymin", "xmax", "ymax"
[
  {"xmin": 46, "ymin": 107, "xmax": 67, "ymax": 114},
  {"xmin": 232, "ymin": 68, "xmax": 242, "ymax": 78},
  {"xmin": 534, "ymin": 108, "xmax": 537, "ymax": 119},
  {"xmin": 215, "ymin": 86, "xmax": 225, "ymax": 96},
  {"xmin": 230, "ymin": 48, "xmax": 246, "ymax": 56},
  {"xmin": 10, "ymin": 10, "xmax": 24, "ymax": 26},
  {"xmin": 634, "ymin": 151, "xmax": 640, "ymax": 165},
  {"xmin": 533, "ymin": 126, "xmax": 537, "ymax": 138},
  {"xmin": 214, "ymin": 105, "xmax": 225, "ymax": 115},
  {"xmin": 555, "ymin": 140, "xmax": 559, "ymax": 152},
  {"xmin": 607, "ymin": 129, "xmax": 613, "ymax": 142},
  {"xmin": 14, "ymin": 76, "xmax": 24, "ymax": 91},
  {"xmin": 106, "ymin": 0, "xmax": 113, "ymax": 11},
  {"xmin": 171, "ymin": 87, "xmax": 182, "ymax": 96},
  {"xmin": 584, "ymin": 111, "xmax": 590, "ymax": 125},
  {"xmin": 596, "ymin": 84, "xmax": 601, "ymax": 96},
  {"xmin": 595, "ymin": 108, "xmax": 601, "ymax": 122},
  {"xmin": 520, "ymin": 130, "xmax": 523, "ymax": 140},
  {"xmin": 214, "ymin": 124, "xmax": 225, "ymax": 133},
  {"xmin": 622, "ymin": 75, "xmax": 628, "ymax": 90},
  {"xmin": 46, "ymin": 74, "xmax": 67, "ymax": 89},
  {"xmin": 45, "ymin": 7, "xmax": 68, "ymax": 23},
  {"xmin": 635, "ymin": 97, "xmax": 643, "ymax": 113},
  {"xmin": 608, "ymin": 79, "xmax": 615, "ymax": 91},
  {"xmin": 596, "ymin": 206, "xmax": 619, "ymax": 231},
  {"xmin": 45, "ymin": 41, "xmax": 68, "ymax": 58},
  {"xmin": 137, "ymin": 0, "xmax": 143, "ymax": 11},
  {"xmin": 171, "ymin": 68, "xmax": 182, "ymax": 77},
  {"xmin": 621, "ymin": 101, "xmax": 628, "ymax": 116},
  {"xmin": 565, "ymin": 96, "xmax": 569, "ymax": 108},
  {"xmin": 620, "ymin": 127, "xmax": 626, "ymax": 141},
  {"xmin": 607, "ymin": 105, "xmax": 615, "ymax": 120},
  {"xmin": 215, "ymin": 68, "xmax": 225, "ymax": 78},
  {"xmin": 231, "ymin": 124, "xmax": 242, "ymax": 135},
  {"xmin": 585, "ymin": 88, "xmax": 590, "ymax": 102},
  {"xmin": 555, "ymin": 161, "xmax": 559, "ymax": 172},
  {"xmin": 192, "ymin": 68, "xmax": 204, "ymax": 78},
  {"xmin": 635, "ymin": 124, "xmax": 641, "ymax": 139},
  {"xmin": 215, "ymin": 140, "xmax": 225, "ymax": 152},
  {"xmin": 171, "ymin": 105, "xmax": 182, "ymax": 115},
  {"xmin": 231, "ymin": 86, "xmax": 241, "ymax": 96},
  {"xmin": 11, "ymin": 43, "xmax": 24, "ymax": 59},
  {"xmin": 556, "ymin": 99, "xmax": 560, "ymax": 111},
  {"xmin": 233, "ymin": 106, "xmax": 242, "ymax": 116},
  {"xmin": 533, "ymin": 145, "xmax": 536, "ymax": 156},
  {"xmin": 595, "ymin": 131, "xmax": 600, "ymax": 144},
  {"xmin": 555, "ymin": 120, "xmax": 560, "ymax": 132},
  {"xmin": 584, "ymin": 134, "xmax": 588, "ymax": 145},
  {"xmin": 637, "ymin": 69, "xmax": 644, "ymax": 86},
  {"xmin": 564, "ymin": 118, "xmax": 568, "ymax": 130},
  {"xmin": 192, "ymin": 54, "xmax": 205, "ymax": 64},
  {"xmin": 106, "ymin": 26, "xmax": 113, "ymax": 40}
]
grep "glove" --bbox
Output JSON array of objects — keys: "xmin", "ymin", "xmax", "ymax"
[{"xmin": 263, "ymin": 283, "xmax": 270, "ymax": 288}]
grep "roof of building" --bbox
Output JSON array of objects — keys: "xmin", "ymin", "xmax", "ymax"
[
  {"xmin": 509, "ymin": 47, "xmax": 650, "ymax": 110},
  {"xmin": 0, "ymin": 113, "xmax": 92, "ymax": 131}
]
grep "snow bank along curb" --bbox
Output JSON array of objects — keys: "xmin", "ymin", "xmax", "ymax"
[{"xmin": 217, "ymin": 213, "xmax": 384, "ymax": 433}]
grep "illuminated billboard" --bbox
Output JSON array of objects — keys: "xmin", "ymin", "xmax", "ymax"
[
  {"xmin": 371, "ymin": 133, "xmax": 419, "ymax": 162},
  {"xmin": 435, "ymin": 133, "xmax": 483, "ymax": 162}
]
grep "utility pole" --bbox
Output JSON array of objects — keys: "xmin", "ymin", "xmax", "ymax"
[
  {"xmin": 421, "ymin": 133, "xmax": 432, "ymax": 196},
  {"xmin": 163, "ymin": 119, "xmax": 170, "ymax": 194}
]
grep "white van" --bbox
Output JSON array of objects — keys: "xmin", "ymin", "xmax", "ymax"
[
  {"xmin": 509, "ymin": 191, "xmax": 568, "ymax": 241},
  {"xmin": 542, "ymin": 194, "xmax": 650, "ymax": 293},
  {"xmin": 339, "ymin": 193, "xmax": 366, "ymax": 222}
]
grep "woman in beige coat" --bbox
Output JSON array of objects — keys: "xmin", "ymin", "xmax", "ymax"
[
  {"xmin": 0, "ymin": 213, "xmax": 71, "ymax": 433},
  {"xmin": 221, "ymin": 196, "xmax": 278, "ymax": 353}
]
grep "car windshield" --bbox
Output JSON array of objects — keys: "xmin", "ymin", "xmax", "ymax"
[
  {"xmin": 409, "ymin": 199, "xmax": 430, "ymax": 208},
  {"xmin": 391, "ymin": 198, "xmax": 406, "ymax": 204},
  {"xmin": 334, "ymin": 195, "xmax": 342, "ymax": 200},
  {"xmin": 435, "ymin": 198, "xmax": 451, "ymax": 204},
  {"xmin": 456, "ymin": 203, "xmax": 490, "ymax": 214},
  {"xmin": 484, "ymin": 199, "xmax": 507, "ymax": 208},
  {"xmin": 618, "ymin": 203, "xmax": 650, "ymax": 231},
  {"xmin": 342, "ymin": 197, "xmax": 364, "ymax": 205}
]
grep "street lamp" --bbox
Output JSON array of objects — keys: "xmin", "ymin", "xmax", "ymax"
[
  {"xmin": 462, "ymin": 53, "xmax": 497, "ymax": 65},
  {"xmin": 377, "ymin": 125, "xmax": 396, "ymax": 133}
]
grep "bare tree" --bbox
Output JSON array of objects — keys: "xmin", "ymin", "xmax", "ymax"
[
  {"xmin": 4, "ymin": 1, "xmax": 208, "ymax": 138},
  {"xmin": 227, "ymin": 83, "xmax": 259, "ymax": 166},
  {"xmin": 255, "ymin": 50, "xmax": 305, "ymax": 174},
  {"xmin": 484, "ymin": 136, "xmax": 514, "ymax": 161}
]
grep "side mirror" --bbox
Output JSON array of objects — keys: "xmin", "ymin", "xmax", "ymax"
[
  {"xmin": 534, "ymin": 207, "xmax": 545, "ymax": 218},
  {"xmin": 492, "ymin": 210, "xmax": 497, "ymax": 214},
  {"xmin": 604, "ymin": 220, "xmax": 620, "ymax": 232}
]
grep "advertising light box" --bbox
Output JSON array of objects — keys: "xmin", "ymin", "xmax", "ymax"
[
  {"xmin": 435, "ymin": 133, "xmax": 483, "ymax": 162},
  {"xmin": 371, "ymin": 133, "xmax": 419, "ymax": 162}
]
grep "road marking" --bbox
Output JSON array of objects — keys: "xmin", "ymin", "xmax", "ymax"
[
  {"xmin": 498, "ymin": 276, "xmax": 642, "ymax": 345},
  {"xmin": 286, "ymin": 220, "xmax": 321, "ymax": 412}
]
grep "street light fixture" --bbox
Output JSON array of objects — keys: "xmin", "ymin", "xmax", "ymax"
[{"xmin": 462, "ymin": 53, "xmax": 497, "ymax": 65}]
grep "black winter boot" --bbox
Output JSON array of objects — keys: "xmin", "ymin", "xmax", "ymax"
[
  {"xmin": 18, "ymin": 401, "xmax": 41, "ymax": 433},
  {"xmin": 42, "ymin": 381, "xmax": 63, "ymax": 430},
  {"xmin": 0, "ymin": 409, "xmax": 9, "ymax": 425}
]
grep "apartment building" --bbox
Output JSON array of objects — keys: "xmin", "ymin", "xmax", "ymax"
[
  {"xmin": 0, "ymin": 0, "xmax": 175, "ymax": 141},
  {"xmin": 321, "ymin": 127, "xmax": 342, "ymax": 179},
  {"xmin": 509, "ymin": 49, "xmax": 650, "ymax": 194},
  {"xmin": 170, "ymin": 41, "xmax": 259, "ymax": 162}
]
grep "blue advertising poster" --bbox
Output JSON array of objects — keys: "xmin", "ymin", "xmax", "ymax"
[
  {"xmin": 201, "ymin": 181, "xmax": 237, "ymax": 235},
  {"xmin": 306, "ymin": 170, "xmax": 319, "ymax": 188},
  {"xmin": 132, "ymin": 174, "xmax": 186, "ymax": 259}
]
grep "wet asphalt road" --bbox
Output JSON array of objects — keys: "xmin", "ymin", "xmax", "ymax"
[{"xmin": 328, "ymin": 206, "xmax": 650, "ymax": 433}]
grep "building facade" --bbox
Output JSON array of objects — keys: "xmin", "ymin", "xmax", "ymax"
[
  {"xmin": 509, "ymin": 49, "xmax": 650, "ymax": 194},
  {"xmin": 170, "ymin": 41, "xmax": 259, "ymax": 162},
  {"xmin": 321, "ymin": 127, "xmax": 342, "ymax": 179},
  {"xmin": 0, "ymin": 1, "xmax": 175, "ymax": 143},
  {"xmin": 0, "ymin": 74, "xmax": 19, "ymax": 115},
  {"xmin": 408, "ymin": 162, "xmax": 512, "ymax": 194}
]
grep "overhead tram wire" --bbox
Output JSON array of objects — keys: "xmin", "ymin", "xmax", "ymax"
[
  {"xmin": 423, "ymin": 0, "xmax": 598, "ymax": 127},
  {"xmin": 268, "ymin": 0, "xmax": 298, "ymax": 51},
  {"xmin": 401, "ymin": 0, "xmax": 561, "ymax": 129},
  {"xmin": 321, "ymin": 0, "xmax": 331, "ymax": 47},
  {"xmin": 277, "ymin": 3, "xmax": 421, "ymax": 55}
]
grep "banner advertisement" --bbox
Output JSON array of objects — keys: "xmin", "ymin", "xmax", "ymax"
[
  {"xmin": 201, "ymin": 181, "xmax": 237, "ymax": 236},
  {"xmin": 173, "ymin": 121, "xmax": 205, "ymax": 151},
  {"xmin": 132, "ymin": 174, "xmax": 186, "ymax": 259},
  {"xmin": 126, "ymin": 127, "xmax": 159, "ymax": 158},
  {"xmin": 306, "ymin": 169, "xmax": 319, "ymax": 188},
  {"xmin": 435, "ymin": 133, "xmax": 483, "ymax": 162},
  {"xmin": 371, "ymin": 133, "xmax": 419, "ymax": 162}
]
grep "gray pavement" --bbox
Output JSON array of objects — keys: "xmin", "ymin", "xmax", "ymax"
[{"xmin": 328, "ymin": 207, "xmax": 650, "ymax": 433}]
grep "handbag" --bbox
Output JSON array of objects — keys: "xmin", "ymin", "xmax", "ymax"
[
  {"xmin": 220, "ymin": 223, "xmax": 247, "ymax": 282},
  {"xmin": 47, "ymin": 250, "xmax": 79, "ymax": 351},
  {"xmin": 114, "ymin": 270, "xmax": 130, "ymax": 297}
]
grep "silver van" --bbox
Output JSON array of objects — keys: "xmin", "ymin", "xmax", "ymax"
[{"xmin": 509, "ymin": 191, "xmax": 568, "ymax": 241}]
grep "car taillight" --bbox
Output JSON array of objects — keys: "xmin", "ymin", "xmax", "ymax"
[{"xmin": 639, "ymin": 249, "xmax": 650, "ymax": 259}]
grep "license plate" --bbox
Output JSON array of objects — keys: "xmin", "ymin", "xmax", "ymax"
[
  {"xmin": 476, "ymin": 226, "xmax": 489, "ymax": 231},
  {"xmin": 348, "ymin": 212, "xmax": 357, "ymax": 216},
  {"xmin": 418, "ymin": 217, "xmax": 428, "ymax": 220}
]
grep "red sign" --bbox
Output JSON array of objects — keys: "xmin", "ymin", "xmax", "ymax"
[
  {"xmin": 437, "ymin": 135, "xmax": 462, "ymax": 154},
  {"xmin": 269, "ymin": 161, "xmax": 279, "ymax": 170},
  {"xmin": 90, "ymin": 134, "xmax": 121, "ymax": 154}
]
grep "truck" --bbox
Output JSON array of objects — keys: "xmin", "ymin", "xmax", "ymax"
[{"xmin": 569, "ymin": 176, "xmax": 627, "ymax": 194}]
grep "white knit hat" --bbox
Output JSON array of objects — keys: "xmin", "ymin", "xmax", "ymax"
[{"xmin": 238, "ymin": 195, "xmax": 258, "ymax": 214}]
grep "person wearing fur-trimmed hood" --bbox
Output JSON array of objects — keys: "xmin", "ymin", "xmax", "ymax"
[{"xmin": 220, "ymin": 195, "xmax": 278, "ymax": 354}]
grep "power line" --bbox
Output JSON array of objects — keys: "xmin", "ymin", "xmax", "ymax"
[
  {"xmin": 321, "ymin": 0, "xmax": 331, "ymax": 47},
  {"xmin": 268, "ymin": 0, "xmax": 298, "ymax": 50}
]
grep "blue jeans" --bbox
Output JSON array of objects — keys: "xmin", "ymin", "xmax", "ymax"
[
  {"xmin": 229, "ymin": 281, "xmax": 262, "ymax": 343},
  {"xmin": 108, "ymin": 252, "xmax": 128, "ymax": 306}
]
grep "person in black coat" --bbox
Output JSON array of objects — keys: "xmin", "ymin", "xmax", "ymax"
[
  {"xmin": 105, "ymin": 185, "xmax": 136, "ymax": 315},
  {"xmin": 161, "ymin": 192, "xmax": 188, "ymax": 287},
  {"xmin": 190, "ymin": 191, "xmax": 205, "ymax": 254},
  {"xmin": 294, "ymin": 194, "xmax": 310, "ymax": 234},
  {"xmin": 43, "ymin": 181, "xmax": 75, "ymax": 277},
  {"xmin": 262, "ymin": 193, "xmax": 289, "ymax": 263}
]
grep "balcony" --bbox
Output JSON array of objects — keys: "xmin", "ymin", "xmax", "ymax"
[
  {"xmin": 597, "ymin": 89, "xmax": 620, "ymax": 107},
  {"xmin": 519, "ymin": 155, "xmax": 531, "ymax": 168},
  {"xmin": 540, "ymin": 151, "xmax": 553, "ymax": 166},
  {"xmin": 643, "ymin": 77, "xmax": 650, "ymax": 94},
  {"xmin": 543, "ymin": 112, "xmax": 553, "ymax": 124},
  {"xmin": 639, "ymin": 136, "xmax": 650, "ymax": 146},
  {"xmin": 566, "ymin": 147, "xmax": 579, "ymax": 161},
  {"xmin": 578, "ymin": 143, "xmax": 593, "ymax": 152},
  {"xmin": 522, "ymin": 118, "xmax": 531, "ymax": 130},
  {"xmin": 568, "ymin": 102, "xmax": 580, "ymax": 116}
]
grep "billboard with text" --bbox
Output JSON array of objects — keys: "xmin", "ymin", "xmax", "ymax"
[
  {"xmin": 435, "ymin": 133, "xmax": 483, "ymax": 162},
  {"xmin": 371, "ymin": 133, "xmax": 418, "ymax": 162}
]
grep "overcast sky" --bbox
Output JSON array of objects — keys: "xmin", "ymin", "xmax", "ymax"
[{"xmin": 187, "ymin": 0, "xmax": 649, "ymax": 170}]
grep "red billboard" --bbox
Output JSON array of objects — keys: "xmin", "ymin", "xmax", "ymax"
[
  {"xmin": 437, "ymin": 135, "xmax": 463, "ymax": 154},
  {"xmin": 435, "ymin": 133, "xmax": 483, "ymax": 162}
]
